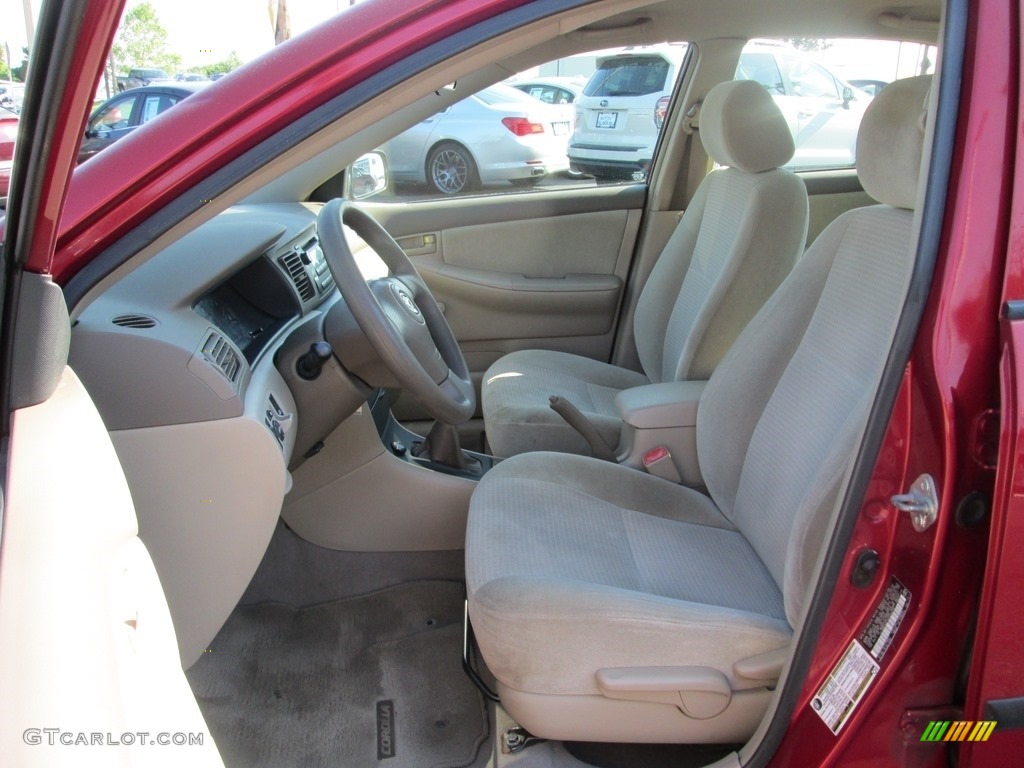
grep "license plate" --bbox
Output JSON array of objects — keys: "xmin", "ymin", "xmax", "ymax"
[
  {"xmin": 552, "ymin": 121, "xmax": 569, "ymax": 136},
  {"xmin": 595, "ymin": 111, "xmax": 618, "ymax": 129}
]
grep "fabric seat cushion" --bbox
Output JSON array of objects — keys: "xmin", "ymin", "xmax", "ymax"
[
  {"xmin": 482, "ymin": 349, "xmax": 650, "ymax": 457},
  {"xmin": 466, "ymin": 453, "xmax": 791, "ymax": 697}
]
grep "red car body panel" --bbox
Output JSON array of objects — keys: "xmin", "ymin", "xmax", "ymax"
[
  {"xmin": 16, "ymin": 1, "xmax": 123, "ymax": 271},
  {"xmin": 0, "ymin": 115, "xmax": 18, "ymax": 197},
  {"xmin": 11, "ymin": 0, "xmax": 1023, "ymax": 765},
  {"xmin": 959, "ymin": 8, "xmax": 1024, "ymax": 760},
  {"xmin": 959, "ymin": 319, "xmax": 1024, "ymax": 766}
]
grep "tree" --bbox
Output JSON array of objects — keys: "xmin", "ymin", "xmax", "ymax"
[
  {"xmin": 268, "ymin": 0, "xmax": 291, "ymax": 45},
  {"xmin": 201, "ymin": 51, "xmax": 244, "ymax": 78},
  {"xmin": 787, "ymin": 38, "xmax": 832, "ymax": 53},
  {"xmin": 11, "ymin": 47, "xmax": 29, "ymax": 82},
  {"xmin": 111, "ymin": 2, "xmax": 182, "ymax": 75}
]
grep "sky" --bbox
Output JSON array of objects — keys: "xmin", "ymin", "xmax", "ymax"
[
  {"xmin": 2, "ymin": 1, "xmax": 357, "ymax": 70},
  {"xmin": 2, "ymin": 1, "xmax": 932, "ymax": 82}
]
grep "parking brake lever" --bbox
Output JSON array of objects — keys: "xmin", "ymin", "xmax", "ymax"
[{"xmin": 548, "ymin": 396, "xmax": 617, "ymax": 462}]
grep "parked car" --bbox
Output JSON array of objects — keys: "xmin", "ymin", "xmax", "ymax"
[
  {"xmin": 508, "ymin": 76, "xmax": 587, "ymax": 104},
  {"xmin": 116, "ymin": 66, "xmax": 175, "ymax": 91},
  {"xmin": 79, "ymin": 82, "xmax": 206, "ymax": 164},
  {"xmin": 848, "ymin": 78, "xmax": 890, "ymax": 96},
  {"xmin": 378, "ymin": 82, "xmax": 573, "ymax": 194},
  {"xmin": 0, "ymin": 81, "xmax": 25, "ymax": 114},
  {"xmin": 3, "ymin": 1, "xmax": 1022, "ymax": 768},
  {"xmin": 0, "ymin": 110, "xmax": 17, "ymax": 197},
  {"xmin": 734, "ymin": 43, "xmax": 870, "ymax": 169},
  {"xmin": 510, "ymin": 77, "xmax": 589, "ymax": 177},
  {"xmin": 568, "ymin": 44, "xmax": 689, "ymax": 179},
  {"xmin": 570, "ymin": 42, "xmax": 870, "ymax": 178}
]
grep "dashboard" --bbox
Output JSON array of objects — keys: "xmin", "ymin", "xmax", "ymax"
[
  {"xmin": 69, "ymin": 202, "xmax": 338, "ymax": 459},
  {"xmin": 66, "ymin": 201, "xmax": 361, "ymax": 667}
]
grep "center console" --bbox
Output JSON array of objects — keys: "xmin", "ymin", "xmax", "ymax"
[{"xmin": 615, "ymin": 380, "xmax": 708, "ymax": 486}]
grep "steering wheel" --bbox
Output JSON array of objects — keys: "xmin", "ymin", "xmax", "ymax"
[{"xmin": 317, "ymin": 199, "xmax": 475, "ymax": 425}]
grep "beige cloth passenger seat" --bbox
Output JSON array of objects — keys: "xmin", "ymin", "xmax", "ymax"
[
  {"xmin": 465, "ymin": 75, "xmax": 933, "ymax": 744},
  {"xmin": 482, "ymin": 80, "xmax": 809, "ymax": 458}
]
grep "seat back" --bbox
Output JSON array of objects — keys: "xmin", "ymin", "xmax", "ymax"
[
  {"xmin": 696, "ymin": 76, "xmax": 932, "ymax": 625},
  {"xmin": 634, "ymin": 80, "xmax": 809, "ymax": 383}
]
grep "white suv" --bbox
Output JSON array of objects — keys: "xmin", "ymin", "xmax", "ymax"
[
  {"xmin": 568, "ymin": 45, "xmax": 688, "ymax": 180},
  {"xmin": 569, "ymin": 42, "xmax": 870, "ymax": 179}
]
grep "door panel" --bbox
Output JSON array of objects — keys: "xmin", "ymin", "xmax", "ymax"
[
  {"xmin": 0, "ymin": 368, "xmax": 222, "ymax": 766},
  {"xmin": 362, "ymin": 185, "xmax": 645, "ymax": 418},
  {"xmin": 413, "ymin": 258, "xmax": 622, "ymax": 340},
  {"xmin": 959, "ymin": 313, "xmax": 1024, "ymax": 764},
  {"xmin": 428, "ymin": 208, "xmax": 630, "ymax": 276}
]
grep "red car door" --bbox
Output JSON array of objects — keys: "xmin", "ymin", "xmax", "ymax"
[
  {"xmin": 0, "ymin": 3, "xmax": 223, "ymax": 763},
  {"xmin": 958, "ymin": 51, "xmax": 1024, "ymax": 761}
]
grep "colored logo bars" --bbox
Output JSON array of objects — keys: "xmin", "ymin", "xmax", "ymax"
[{"xmin": 921, "ymin": 721, "xmax": 997, "ymax": 742}]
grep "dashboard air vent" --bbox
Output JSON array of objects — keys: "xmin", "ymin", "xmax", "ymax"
[
  {"xmin": 201, "ymin": 332, "xmax": 242, "ymax": 383},
  {"xmin": 111, "ymin": 313, "xmax": 157, "ymax": 329},
  {"xmin": 279, "ymin": 251, "xmax": 315, "ymax": 302}
]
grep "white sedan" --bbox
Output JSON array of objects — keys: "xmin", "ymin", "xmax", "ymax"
[{"xmin": 379, "ymin": 82, "xmax": 573, "ymax": 194}]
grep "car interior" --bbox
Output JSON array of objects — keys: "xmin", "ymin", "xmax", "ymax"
[{"xmin": 29, "ymin": 0, "xmax": 950, "ymax": 765}]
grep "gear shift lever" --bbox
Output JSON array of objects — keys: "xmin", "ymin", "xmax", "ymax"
[{"xmin": 412, "ymin": 421, "xmax": 481, "ymax": 473}]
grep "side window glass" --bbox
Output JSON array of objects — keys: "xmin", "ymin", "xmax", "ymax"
[
  {"xmin": 736, "ymin": 53, "xmax": 785, "ymax": 94},
  {"xmin": 356, "ymin": 44, "xmax": 688, "ymax": 203},
  {"xmin": 736, "ymin": 40, "xmax": 936, "ymax": 172},
  {"xmin": 90, "ymin": 96, "xmax": 136, "ymax": 133},
  {"xmin": 524, "ymin": 86, "xmax": 567, "ymax": 105},
  {"xmin": 141, "ymin": 95, "xmax": 178, "ymax": 124},
  {"xmin": 526, "ymin": 86, "xmax": 551, "ymax": 103},
  {"xmin": 784, "ymin": 58, "xmax": 840, "ymax": 99}
]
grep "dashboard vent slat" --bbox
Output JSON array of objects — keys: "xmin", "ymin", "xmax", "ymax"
[
  {"xmin": 202, "ymin": 332, "xmax": 241, "ymax": 383},
  {"xmin": 111, "ymin": 313, "xmax": 157, "ymax": 329},
  {"xmin": 280, "ymin": 251, "xmax": 315, "ymax": 302}
]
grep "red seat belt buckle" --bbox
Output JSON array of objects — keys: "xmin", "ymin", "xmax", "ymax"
[{"xmin": 642, "ymin": 445, "xmax": 682, "ymax": 483}]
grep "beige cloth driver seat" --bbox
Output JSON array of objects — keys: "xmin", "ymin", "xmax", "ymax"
[
  {"xmin": 466, "ymin": 76, "xmax": 932, "ymax": 743},
  {"xmin": 482, "ymin": 79, "xmax": 809, "ymax": 458}
]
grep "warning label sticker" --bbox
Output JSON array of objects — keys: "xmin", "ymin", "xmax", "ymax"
[
  {"xmin": 810, "ymin": 640, "xmax": 880, "ymax": 734},
  {"xmin": 859, "ymin": 577, "xmax": 911, "ymax": 661}
]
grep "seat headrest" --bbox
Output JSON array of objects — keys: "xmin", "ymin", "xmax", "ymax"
[
  {"xmin": 699, "ymin": 80, "xmax": 795, "ymax": 173},
  {"xmin": 856, "ymin": 75, "xmax": 932, "ymax": 209}
]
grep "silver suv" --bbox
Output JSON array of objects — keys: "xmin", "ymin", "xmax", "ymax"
[{"xmin": 569, "ymin": 42, "xmax": 870, "ymax": 179}]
